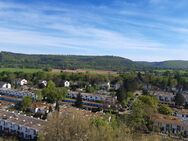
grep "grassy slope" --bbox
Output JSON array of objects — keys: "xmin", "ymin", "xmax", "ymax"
[{"xmin": 0, "ymin": 68, "xmax": 42, "ymax": 73}]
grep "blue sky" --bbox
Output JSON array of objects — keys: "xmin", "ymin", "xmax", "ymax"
[{"xmin": 0, "ymin": 0, "xmax": 188, "ymax": 61}]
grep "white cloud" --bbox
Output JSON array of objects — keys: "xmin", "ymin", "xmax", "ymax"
[{"xmin": 0, "ymin": 1, "xmax": 187, "ymax": 61}]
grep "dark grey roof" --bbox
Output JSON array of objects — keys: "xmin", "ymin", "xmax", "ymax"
[{"xmin": 0, "ymin": 81, "xmax": 7, "ymax": 87}]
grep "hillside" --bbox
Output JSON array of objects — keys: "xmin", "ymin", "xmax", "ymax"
[
  {"xmin": 0, "ymin": 52, "xmax": 136, "ymax": 71},
  {"xmin": 137, "ymin": 61, "xmax": 188, "ymax": 69},
  {"xmin": 0, "ymin": 52, "xmax": 188, "ymax": 71}
]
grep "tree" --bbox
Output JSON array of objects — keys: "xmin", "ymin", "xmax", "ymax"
[
  {"xmin": 142, "ymin": 89, "xmax": 149, "ymax": 95},
  {"xmin": 127, "ymin": 100, "xmax": 146, "ymax": 130},
  {"xmin": 75, "ymin": 93, "xmax": 83, "ymax": 108},
  {"xmin": 127, "ymin": 95, "xmax": 159, "ymax": 131},
  {"xmin": 139, "ymin": 96, "xmax": 159, "ymax": 113},
  {"xmin": 123, "ymin": 78, "xmax": 139, "ymax": 92},
  {"xmin": 85, "ymin": 85, "xmax": 95, "ymax": 93},
  {"xmin": 158, "ymin": 104, "xmax": 172, "ymax": 115},
  {"xmin": 21, "ymin": 96, "xmax": 32, "ymax": 111},
  {"xmin": 42, "ymin": 80, "xmax": 67, "ymax": 103},
  {"xmin": 137, "ymin": 72, "xmax": 143, "ymax": 82},
  {"xmin": 39, "ymin": 111, "xmax": 130, "ymax": 141},
  {"xmin": 116, "ymin": 86, "xmax": 127, "ymax": 105},
  {"xmin": 35, "ymin": 90, "xmax": 43, "ymax": 101},
  {"xmin": 175, "ymin": 93, "xmax": 186, "ymax": 106}
]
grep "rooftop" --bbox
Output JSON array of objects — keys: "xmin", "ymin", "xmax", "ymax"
[
  {"xmin": 151, "ymin": 91, "xmax": 174, "ymax": 97},
  {"xmin": 0, "ymin": 109, "xmax": 46, "ymax": 131},
  {"xmin": 173, "ymin": 108, "xmax": 188, "ymax": 115},
  {"xmin": 151, "ymin": 113, "xmax": 181, "ymax": 125},
  {"xmin": 69, "ymin": 91, "xmax": 111, "ymax": 98},
  {"xmin": 31, "ymin": 102, "xmax": 52, "ymax": 109}
]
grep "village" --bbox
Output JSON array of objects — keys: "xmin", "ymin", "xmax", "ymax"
[{"xmin": 0, "ymin": 71, "xmax": 187, "ymax": 140}]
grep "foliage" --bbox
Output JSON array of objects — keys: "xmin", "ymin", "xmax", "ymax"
[
  {"xmin": 116, "ymin": 86, "xmax": 127, "ymax": 104},
  {"xmin": 35, "ymin": 90, "xmax": 43, "ymax": 101},
  {"xmin": 2, "ymin": 52, "xmax": 188, "ymax": 71},
  {"xmin": 75, "ymin": 93, "xmax": 83, "ymax": 108},
  {"xmin": 0, "ymin": 52, "xmax": 136, "ymax": 71},
  {"xmin": 42, "ymin": 80, "xmax": 67, "ymax": 103},
  {"xmin": 127, "ymin": 96, "xmax": 159, "ymax": 131},
  {"xmin": 175, "ymin": 93, "xmax": 186, "ymax": 106},
  {"xmin": 138, "ymin": 96, "xmax": 159, "ymax": 113},
  {"xmin": 127, "ymin": 99, "xmax": 146, "ymax": 130},
  {"xmin": 21, "ymin": 96, "xmax": 32, "ymax": 111},
  {"xmin": 39, "ymin": 111, "xmax": 131, "ymax": 141},
  {"xmin": 85, "ymin": 85, "xmax": 95, "ymax": 93},
  {"xmin": 158, "ymin": 104, "xmax": 173, "ymax": 115}
]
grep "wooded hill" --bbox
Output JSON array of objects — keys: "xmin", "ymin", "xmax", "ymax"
[{"xmin": 0, "ymin": 52, "xmax": 188, "ymax": 71}]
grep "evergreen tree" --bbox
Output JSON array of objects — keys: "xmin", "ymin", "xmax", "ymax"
[
  {"xmin": 175, "ymin": 93, "xmax": 185, "ymax": 106},
  {"xmin": 75, "ymin": 93, "xmax": 83, "ymax": 108}
]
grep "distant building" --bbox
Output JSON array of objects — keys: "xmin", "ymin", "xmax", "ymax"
[
  {"xmin": 152, "ymin": 91, "xmax": 175, "ymax": 106},
  {"xmin": 64, "ymin": 81, "xmax": 70, "ymax": 87},
  {"xmin": 67, "ymin": 91, "xmax": 115, "ymax": 102},
  {"xmin": 16, "ymin": 79, "xmax": 28, "ymax": 86},
  {"xmin": 0, "ymin": 89, "xmax": 36, "ymax": 99},
  {"xmin": 111, "ymin": 83, "xmax": 121, "ymax": 90},
  {"xmin": 0, "ymin": 82, "xmax": 11, "ymax": 89},
  {"xmin": 173, "ymin": 108, "xmax": 188, "ymax": 120},
  {"xmin": 182, "ymin": 94, "xmax": 188, "ymax": 105},
  {"xmin": 151, "ymin": 113, "xmax": 188, "ymax": 137},
  {"xmin": 0, "ymin": 109, "xmax": 46, "ymax": 140},
  {"xmin": 29, "ymin": 102, "xmax": 52, "ymax": 114},
  {"xmin": 100, "ymin": 82, "xmax": 111, "ymax": 90},
  {"xmin": 38, "ymin": 80, "xmax": 47, "ymax": 88}
]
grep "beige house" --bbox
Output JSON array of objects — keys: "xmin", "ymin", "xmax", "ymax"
[{"xmin": 151, "ymin": 114, "xmax": 188, "ymax": 137}]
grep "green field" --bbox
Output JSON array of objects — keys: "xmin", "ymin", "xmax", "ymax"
[
  {"xmin": 155, "ymin": 69, "xmax": 188, "ymax": 73},
  {"xmin": 0, "ymin": 68, "xmax": 42, "ymax": 73}
]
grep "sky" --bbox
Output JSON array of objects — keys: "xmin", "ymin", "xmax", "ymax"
[{"xmin": 0, "ymin": 0, "xmax": 188, "ymax": 61}]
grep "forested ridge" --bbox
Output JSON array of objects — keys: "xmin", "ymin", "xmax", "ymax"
[{"xmin": 0, "ymin": 51, "xmax": 188, "ymax": 71}]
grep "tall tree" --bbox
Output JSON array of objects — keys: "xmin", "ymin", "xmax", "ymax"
[
  {"xmin": 21, "ymin": 96, "xmax": 32, "ymax": 111},
  {"xmin": 42, "ymin": 80, "xmax": 67, "ymax": 104},
  {"xmin": 175, "ymin": 93, "xmax": 185, "ymax": 106},
  {"xmin": 116, "ymin": 86, "xmax": 127, "ymax": 104},
  {"xmin": 75, "ymin": 93, "xmax": 83, "ymax": 108}
]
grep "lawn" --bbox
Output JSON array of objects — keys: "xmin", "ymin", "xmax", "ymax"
[{"xmin": 0, "ymin": 68, "xmax": 42, "ymax": 73}]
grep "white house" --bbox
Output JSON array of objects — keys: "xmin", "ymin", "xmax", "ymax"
[
  {"xmin": 100, "ymin": 82, "xmax": 111, "ymax": 90},
  {"xmin": 0, "ymin": 82, "xmax": 11, "ymax": 89},
  {"xmin": 16, "ymin": 79, "xmax": 28, "ymax": 86},
  {"xmin": 64, "ymin": 81, "xmax": 70, "ymax": 87},
  {"xmin": 39, "ymin": 80, "xmax": 47, "ymax": 88}
]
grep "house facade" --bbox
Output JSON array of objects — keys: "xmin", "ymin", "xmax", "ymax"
[
  {"xmin": 174, "ymin": 109, "xmax": 188, "ymax": 120},
  {"xmin": 30, "ymin": 102, "xmax": 51, "ymax": 114},
  {"xmin": 0, "ymin": 89, "xmax": 36, "ymax": 99},
  {"xmin": 151, "ymin": 114, "xmax": 188, "ymax": 137},
  {"xmin": 0, "ymin": 110, "xmax": 45, "ymax": 140},
  {"xmin": 153, "ymin": 91, "xmax": 175, "ymax": 106},
  {"xmin": 16, "ymin": 79, "xmax": 28, "ymax": 86},
  {"xmin": 64, "ymin": 81, "xmax": 70, "ymax": 87},
  {"xmin": 100, "ymin": 82, "xmax": 111, "ymax": 90},
  {"xmin": 0, "ymin": 82, "xmax": 11, "ymax": 89},
  {"xmin": 67, "ymin": 91, "xmax": 113, "ymax": 102},
  {"xmin": 38, "ymin": 80, "xmax": 47, "ymax": 88}
]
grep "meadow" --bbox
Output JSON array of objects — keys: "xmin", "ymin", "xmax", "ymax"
[{"xmin": 0, "ymin": 68, "xmax": 42, "ymax": 73}]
